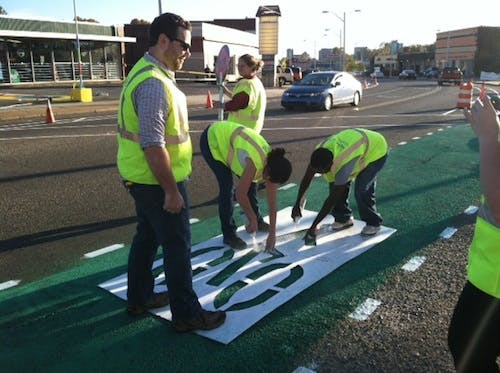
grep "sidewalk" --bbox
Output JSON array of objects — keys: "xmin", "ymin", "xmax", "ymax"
[{"xmin": 0, "ymin": 85, "xmax": 285, "ymax": 123}]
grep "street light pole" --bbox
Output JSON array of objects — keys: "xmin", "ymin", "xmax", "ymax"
[
  {"xmin": 72, "ymin": 0, "xmax": 83, "ymax": 88},
  {"xmin": 322, "ymin": 9, "xmax": 360, "ymax": 71}
]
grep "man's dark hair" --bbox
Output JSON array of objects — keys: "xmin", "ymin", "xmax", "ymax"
[
  {"xmin": 310, "ymin": 147, "xmax": 333, "ymax": 173},
  {"xmin": 149, "ymin": 12, "xmax": 192, "ymax": 47}
]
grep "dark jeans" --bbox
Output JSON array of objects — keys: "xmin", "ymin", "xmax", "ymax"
[
  {"xmin": 448, "ymin": 281, "xmax": 500, "ymax": 373},
  {"xmin": 126, "ymin": 182, "xmax": 201, "ymax": 321},
  {"xmin": 200, "ymin": 127, "xmax": 262, "ymax": 239},
  {"xmin": 330, "ymin": 154, "xmax": 387, "ymax": 226}
]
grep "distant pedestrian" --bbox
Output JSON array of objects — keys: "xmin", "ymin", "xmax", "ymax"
[
  {"xmin": 448, "ymin": 96, "xmax": 500, "ymax": 372},
  {"xmin": 291, "ymin": 128, "xmax": 388, "ymax": 245},
  {"xmin": 200, "ymin": 120, "xmax": 292, "ymax": 253},
  {"xmin": 116, "ymin": 12, "xmax": 225, "ymax": 332}
]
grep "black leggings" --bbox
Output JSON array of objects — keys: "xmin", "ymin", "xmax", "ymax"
[{"xmin": 448, "ymin": 281, "xmax": 500, "ymax": 372}]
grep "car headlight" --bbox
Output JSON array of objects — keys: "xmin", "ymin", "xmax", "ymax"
[{"xmin": 309, "ymin": 92, "xmax": 321, "ymax": 97}]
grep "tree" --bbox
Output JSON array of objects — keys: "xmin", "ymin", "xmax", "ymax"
[
  {"xmin": 0, "ymin": 6, "xmax": 7, "ymax": 15},
  {"xmin": 74, "ymin": 16, "xmax": 99, "ymax": 23},
  {"xmin": 130, "ymin": 18, "xmax": 150, "ymax": 25}
]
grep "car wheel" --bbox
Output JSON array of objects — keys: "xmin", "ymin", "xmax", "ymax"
[
  {"xmin": 322, "ymin": 95, "xmax": 333, "ymax": 111},
  {"xmin": 351, "ymin": 91, "xmax": 360, "ymax": 106}
]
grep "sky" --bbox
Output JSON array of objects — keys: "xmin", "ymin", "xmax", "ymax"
[{"xmin": 2, "ymin": 0, "xmax": 499, "ymax": 58}]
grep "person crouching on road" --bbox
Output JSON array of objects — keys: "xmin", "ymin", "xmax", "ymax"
[
  {"xmin": 200, "ymin": 121, "xmax": 292, "ymax": 252},
  {"xmin": 116, "ymin": 12, "xmax": 225, "ymax": 333},
  {"xmin": 291, "ymin": 128, "xmax": 388, "ymax": 244}
]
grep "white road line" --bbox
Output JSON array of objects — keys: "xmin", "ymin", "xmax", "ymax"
[
  {"xmin": 464, "ymin": 205, "xmax": 478, "ymax": 215},
  {"xmin": 397, "ymin": 141, "xmax": 407, "ymax": 145},
  {"xmin": 439, "ymin": 227, "xmax": 457, "ymax": 239},
  {"xmin": 443, "ymin": 108, "xmax": 458, "ymax": 116},
  {"xmin": 278, "ymin": 183, "xmax": 296, "ymax": 190},
  {"xmin": 0, "ymin": 279, "xmax": 21, "ymax": 291},
  {"xmin": 84, "ymin": 243, "xmax": 125, "ymax": 258},
  {"xmin": 189, "ymin": 218, "xmax": 200, "ymax": 224},
  {"xmin": 349, "ymin": 298, "xmax": 382, "ymax": 321},
  {"xmin": 402, "ymin": 256, "xmax": 426, "ymax": 272}
]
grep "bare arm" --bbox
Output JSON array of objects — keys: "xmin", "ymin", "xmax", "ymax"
[
  {"xmin": 291, "ymin": 164, "xmax": 316, "ymax": 220},
  {"xmin": 235, "ymin": 159, "xmax": 258, "ymax": 232},
  {"xmin": 144, "ymin": 146, "xmax": 184, "ymax": 213},
  {"xmin": 265, "ymin": 181, "xmax": 278, "ymax": 250},
  {"xmin": 464, "ymin": 96, "xmax": 500, "ymax": 222}
]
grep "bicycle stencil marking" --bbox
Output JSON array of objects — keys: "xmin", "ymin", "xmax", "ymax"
[{"xmin": 99, "ymin": 207, "xmax": 396, "ymax": 344}]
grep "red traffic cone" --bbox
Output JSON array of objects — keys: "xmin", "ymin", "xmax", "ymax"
[
  {"xmin": 206, "ymin": 89, "xmax": 213, "ymax": 109},
  {"xmin": 45, "ymin": 99, "xmax": 56, "ymax": 124}
]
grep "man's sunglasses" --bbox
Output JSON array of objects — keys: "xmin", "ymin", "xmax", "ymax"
[{"xmin": 171, "ymin": 38, "xmax": 191, "ymax": 52}]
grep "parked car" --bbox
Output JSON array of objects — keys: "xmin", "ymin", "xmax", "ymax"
[
  {"xmin": 399, "ymin": 69, "xmax": 417, "ymax": 80},
  {"xmin": 281, "ymin": 71, "xmax": 362, "ymax": 111},
  {"xmin": 487, "ymin": 92, "xmax": 500, "ymax": 111},
  {"xmin": 422, "ymin": 67, "xmax": 440, "ymax": 78},
  {"xmin": 438, "ymin": 67, "xmax": 463, "ymax": 86}
]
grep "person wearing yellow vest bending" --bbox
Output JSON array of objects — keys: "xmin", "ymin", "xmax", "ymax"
[
  {"xmin": 219, "ymin": 54, "xmax": 267, "ymax": 134},
  {"xmin": 200, "ymin": 121, "xmax": 292, "ymax": 252},
  {"xmin": 117, "ymin": 12, "xmax": 225, "ymax": 333},
  {"xmin": 448, "ymin": 96, "xmax": 500, "ymax": 372},
  {"xmin": 291, "ymin": 128, "xmax": 388, "ymax": 244}
]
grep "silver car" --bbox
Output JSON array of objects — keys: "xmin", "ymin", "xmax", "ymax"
[{"xmin": 281, "ymin": 71, "xmax": 363, "ymax": 111}]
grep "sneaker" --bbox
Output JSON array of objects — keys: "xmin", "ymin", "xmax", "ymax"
[
  {"xmin": 127, "ymin": 291, "xmax": 169, "ymax": 316},
  {"xmin": 257, "ymin": 220, "xmax": 270, "ymax": 232},
  {"xmin": 173, "ymin": 310, "xmax": 226, "ymax": 333},
  {"xmin": 361, "ymin": 225, "xmax": 381, "ymax": 236},
  {"xmin": 223, "ymin": 236, "xmax": 247, "ymax": 250},
  {"xmin": 332, "ymin": 217, "xmax": 354, "ymax": 230}
]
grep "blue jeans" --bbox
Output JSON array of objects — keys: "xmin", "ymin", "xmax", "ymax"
[
  {"xmin": 200, "ymin": 127, "xmax": 262, "ymax": 240},
  {"xmin": 126, "ymin": 182, "xmax": 201, "ymax": 320},
  {"xmin": 330, "ymin": 154, "xmax": 387, "ymax": 226}
]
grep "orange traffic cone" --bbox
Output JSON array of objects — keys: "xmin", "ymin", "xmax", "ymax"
[
  {"xmin": 45, "ymin": 99, "xmax": 56, "ymax": 124},
  {"xmin": 205, "ymin": 89, "xmax": 213, "ymax": 109},
  {"xmin": 456, "ymin": 81, "xmax": 473, "ymax": 109}
]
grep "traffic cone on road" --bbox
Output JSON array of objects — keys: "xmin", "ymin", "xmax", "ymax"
[
  {"xmin": 45, "ymin": 99, "xmax": 56, "ymax": 124},
  {"xmin": 205, "ymin": 89, "xmax": 213, "ymax": 109}
]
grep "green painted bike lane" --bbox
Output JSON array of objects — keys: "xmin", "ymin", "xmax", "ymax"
[{"xmin": 0, "ymin": 124, "xmax": 479, "ymax": 373}]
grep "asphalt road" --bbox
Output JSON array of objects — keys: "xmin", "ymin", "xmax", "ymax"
[
  {"xmin": 3, "ymin": 79, "xmax": 494, "ymax": 372},
  {"xmin": 0, "ymin": 80, "xmax": 467, "ymax": 284}
]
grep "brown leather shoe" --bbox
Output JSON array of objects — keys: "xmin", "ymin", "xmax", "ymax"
[
  {"xmin": 223, "ymin": 236, "xmax": 247, "ymax": 250},
  {"xmin": 126, "ymin": 291, "xmax": 169, "ymax": 316},
  {"xmin": 173, "ymin": 310, "xmax": 226, "ymax": 332},
  {"xmin": 257, "ymin": 220, "xmax": 270, "ymax": 232}
]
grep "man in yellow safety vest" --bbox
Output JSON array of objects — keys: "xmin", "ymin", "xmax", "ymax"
[
  {"xmin": 117, "ymin": 12, "xmax": 225, "ymax": 333},
  {"xmin": 291, "ymin": 128, "xmax": 388, "ymax": 244}
]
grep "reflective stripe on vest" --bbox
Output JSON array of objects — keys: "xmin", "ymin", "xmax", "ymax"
[
  {"xmin": 227, "ymin": 126, "xmax": 267, "ymax": 179},
  {"xmin": 329, "ymin": 129, "xmax": 369, "ymax": 176},
  {"xmin": 117, "ymin": 57, "xmax": 192, "ymax": 184},
  {"xmin": 227, "ymin": 78, "xmax": 266, "ymax": 133},
  {"xmin": 467, "ymin": 209, "xmax": 500, "ymax": 298}
]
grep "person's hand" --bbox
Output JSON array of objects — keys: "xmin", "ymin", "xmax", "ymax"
[
  {"xmin": 265, "ymin": 234, "xmax": 276, "ymax": 251},
  {"xmin": 163, "ymin": 189, "xmax": 184, "ymax": 214},
  {"xmin": 245, "ymin": 217, "xmax": 258, "ymax": 234},
  {"xmin": 303, "ymin": 227, "xmax": 317, "ymax": 246},
  {"xmin": 464, "ymin": 96, "xmax": 500, "ymax": 140},
  {"xmin": 291, "ymin": 204, "xmax": 302, "ymax": 222}
]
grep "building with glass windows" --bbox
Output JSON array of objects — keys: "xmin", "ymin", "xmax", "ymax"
[{"xmin": 0, "ymin": 15, "xmax": 135, "ymax": 85}]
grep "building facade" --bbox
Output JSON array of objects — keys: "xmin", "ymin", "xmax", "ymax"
[{"xmin": 0, "ymin": 16, "xmax": 135, "ymax": 85}]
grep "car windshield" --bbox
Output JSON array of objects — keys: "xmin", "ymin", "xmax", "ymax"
[{"xmin": 296, "ymin": 73, "xmax": 336, "ymax": 86}]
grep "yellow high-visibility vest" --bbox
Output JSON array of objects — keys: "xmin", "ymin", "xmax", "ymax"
[
  {"xmin": 227, "ymin": 78, "xmax": 266, "ymax": 133},
  {"xmin": 467, "ymin": 197, "xmax": 500, "ymax": 298},
  {"xmin": 117, "ymin": 57, "xmax": 192, "ymax": 184},
  {"xmin": 207, "ymin": 121, "xmax": 270, "ymax": 181},
  {"xmin": 319, "ymin": 128, "xmax": 387, "ymax": 183}
]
